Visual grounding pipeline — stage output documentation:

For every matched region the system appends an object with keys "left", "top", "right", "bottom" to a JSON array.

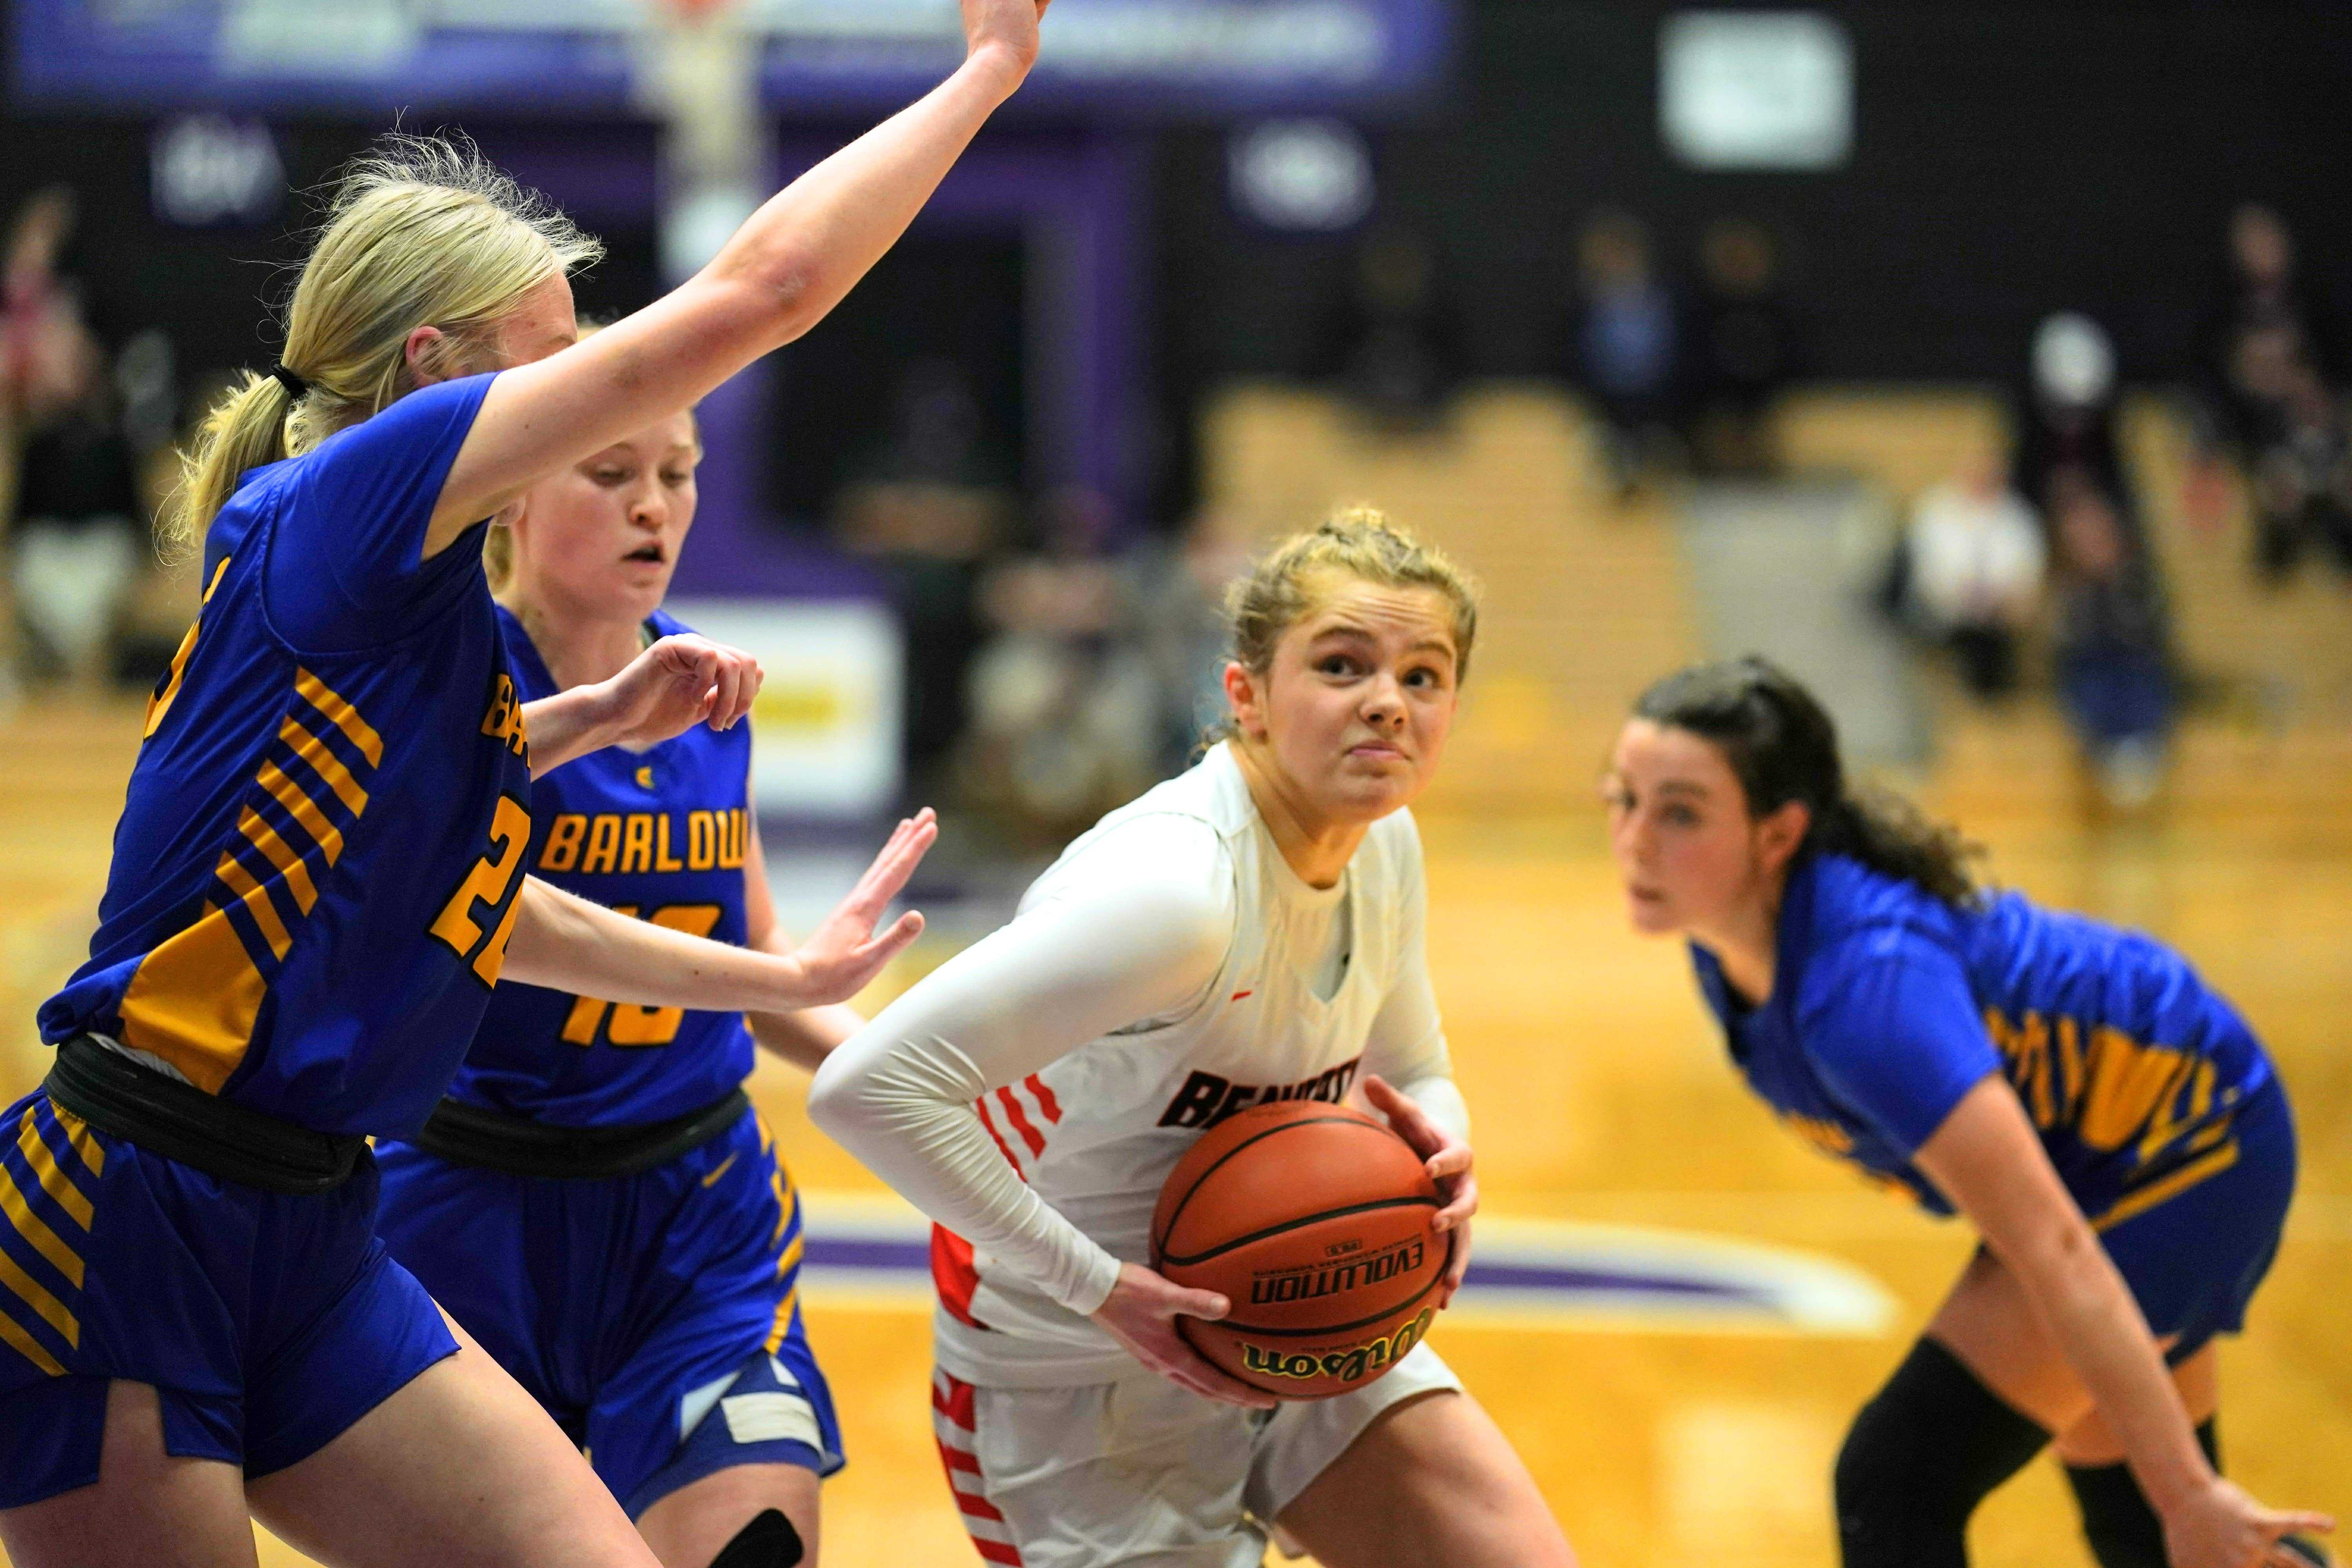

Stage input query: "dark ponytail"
[{"left": 1632, "top": 656, "right": 1983, "bottom": 906}]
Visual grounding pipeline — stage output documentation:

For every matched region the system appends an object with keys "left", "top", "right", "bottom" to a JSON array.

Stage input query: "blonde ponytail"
[
  {"left": 171, "top": 372, "right": 302, "bottom": 555},
  {"left": 163, "top": 132, "right": 603, "bottom": 559}
]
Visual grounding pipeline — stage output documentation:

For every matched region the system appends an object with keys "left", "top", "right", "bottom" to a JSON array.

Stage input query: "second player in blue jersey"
[
  {"left": 376, "top": 391, "right": 864, "bottom": 1568},
  {"left": 1605, "top": 657, "right": 2331, "bottom": 1568}
]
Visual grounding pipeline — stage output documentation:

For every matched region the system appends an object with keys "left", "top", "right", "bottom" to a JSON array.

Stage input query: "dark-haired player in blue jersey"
[
  {"left": 375, "top": 391, "right": 854, "bottom": 1568},
  {"left": 0, "top": 5, "right": 1048, "bottom": 1566},
  {"left": 1605, "top": 656, "right": 2331, "bottom": 1568}
]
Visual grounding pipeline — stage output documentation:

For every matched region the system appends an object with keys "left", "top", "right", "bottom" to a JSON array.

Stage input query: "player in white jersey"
[{"left": 811, "top": 512, "right": 1573, "bottom": 1568}]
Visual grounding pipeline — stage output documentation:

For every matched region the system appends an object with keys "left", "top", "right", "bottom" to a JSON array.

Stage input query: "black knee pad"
[
  {"left": 2065, "top": 1421, "right": 2332, "bottom": 1568},
  {"left": 2065, "top": 1419, "right": 2218, "bottom": 1568},
  {"left": 1834, "top": 1338, "right": 2049, "bottom": 1568},
  {"left": 709, "top": 1508, "right": 805, "bottom": 1568}
]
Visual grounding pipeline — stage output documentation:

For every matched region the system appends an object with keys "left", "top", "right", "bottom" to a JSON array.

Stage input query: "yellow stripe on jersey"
[
  {"left": 769, "top": 1166, "right": 794, "bottom": 1249},
  {"left": 114, "top": 905, "right": 271, "bottom": 1094},
  {"left": 0, "top": 1161, "right": 82, "bottom": 1289},
  {"left": 2092, "top": 1140, "right": 2241, "bottom": 1233},
  {"left": 124, "top": 664, "right": 383, "bottom": 1096},
  {"left": 763, "top": 1227, "right": 806, "bottom": 1354},
  {"left": 762, "top": 1284, "right": 802, "bottom": 1356},
  {"left": 212, "top": 848, "right": 296, "bottom": 961},
  {"left": 278, "top": 715, "right": 371, "bottom": 817},
  {"left": 256, "top": 762, "right": 347, "bottom": 864},
  {"left": 295, "top": 669, "right": 384, "bottom": 767},
  {"left": 145, "top": 627, "right": 200, "bottom": 741},
  {"left": 238, "top": 809, "right": 321, "bottom": 914},
  {"left": 0, "top": 1247, "right": 76, "bottom": 1347},
  {"left": 0, "top": 1305, "right": 64, "bottom": 1376},
  {"left": 53, "top": 1111, "right": 103, "bottom": 1181},
  {"left": 0, "top": 1150, "right": 82, "bottom": 1289},
  {"left": 2078, "top": 1025, "right": 2202, "bottom": 1152},
  {"left": 15, "top": 1110, "right": 91, "bottom": 1231},
  {"left": 143, "top": 557, "right": 233, "bottom": 741}
]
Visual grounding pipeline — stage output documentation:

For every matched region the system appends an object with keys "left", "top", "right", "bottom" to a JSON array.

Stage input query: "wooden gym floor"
[{"left": 0, "top": 695, "right": 2343, "bottom": 1568}]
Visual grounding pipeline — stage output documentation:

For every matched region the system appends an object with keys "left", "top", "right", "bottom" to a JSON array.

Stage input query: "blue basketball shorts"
[
  {"left": 2097, "top": 1076, "right": 2298, "bottom": 1365},
  {"left": 0, "top": 1090, "right": 459, "bottom": 1509},
  {"left": 374, "top": 1107, "right": 841, "bottom": 1519}
]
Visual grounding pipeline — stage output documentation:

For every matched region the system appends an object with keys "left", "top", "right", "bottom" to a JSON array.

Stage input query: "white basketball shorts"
[{"left": 930, "top": 1343, "right": 1463, "bottom": 1568}]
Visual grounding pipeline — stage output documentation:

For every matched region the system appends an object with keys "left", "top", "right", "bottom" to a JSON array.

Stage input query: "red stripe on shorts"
[
  {"left": 951, "top": 1486, "right": 1006, "bottom": 1523},
  {"left": 933, "top": 1372, "right": 1025, "bottom": 1566}
]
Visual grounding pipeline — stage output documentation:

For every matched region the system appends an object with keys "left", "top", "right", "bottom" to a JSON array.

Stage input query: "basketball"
[{"left": 1150, "top": 1100, "right": 1453, "bottom": 1400}]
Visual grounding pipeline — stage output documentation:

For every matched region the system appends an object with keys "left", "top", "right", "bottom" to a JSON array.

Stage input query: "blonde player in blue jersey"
[
  {"left": 1606, "top": 657, "right": 2332, "bottom": 1568},
  {"left": 0, "top": 5, "right": 1049, "bottom": 1567},
  {"left": 372, "top": 383, "right": 854, "bottom": 1568}
]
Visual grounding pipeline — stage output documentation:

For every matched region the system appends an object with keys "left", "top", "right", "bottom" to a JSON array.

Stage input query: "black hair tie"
[{"left": 269, "top": 363, "right": 309, "bottom": 399}]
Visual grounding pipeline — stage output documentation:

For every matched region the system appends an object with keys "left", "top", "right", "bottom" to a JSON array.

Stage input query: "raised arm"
[
  {"left": 1916, "top": 1085, "right": 2332, "bottom": 1568},
  {"left": 424, "top": 0, "right": 1048, "bottom": 552}
]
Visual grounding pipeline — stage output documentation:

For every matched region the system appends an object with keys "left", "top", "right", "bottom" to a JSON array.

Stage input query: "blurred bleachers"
[{"left": 1197, "top": 379, "right": 2352, "bottom": 828}]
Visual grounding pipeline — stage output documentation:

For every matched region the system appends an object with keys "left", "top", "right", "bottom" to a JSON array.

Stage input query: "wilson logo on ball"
[{"left": 1237, "top": 1306, "right": 1436, "bottom": 1387}]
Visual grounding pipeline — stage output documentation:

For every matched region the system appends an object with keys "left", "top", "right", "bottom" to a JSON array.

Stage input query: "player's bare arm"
[
  {"left": 420, "top": 0, "right": 1051, "bottom": 553},
  {"left": 1916, "top": 1080, "right": 2334, "bottom": 1568},
  {"left": 520, "top": 632, "right": 763, "bottom": 777},
  {"left": 503, "top": 811, "right": 935, "bottom": 1012}
]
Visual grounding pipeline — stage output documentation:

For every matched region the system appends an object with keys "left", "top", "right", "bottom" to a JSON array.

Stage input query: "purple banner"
[{"left": 12, "top": 0, "right": 1454, "bottom": 119}]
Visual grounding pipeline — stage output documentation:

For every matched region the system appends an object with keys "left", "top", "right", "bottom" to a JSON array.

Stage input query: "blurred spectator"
[
  {"left": 2008, "top": 311, "right": 2178, "bottom": 804},
  {"left": 1141, "top": 503, "right": 1255, "bottom": 766},
  {"left": 1310, "top": 228, "right": 1466, "bottom": 428},
  {"left": 1688, "top": 218, "right": 1801, "bottom": 477},
  {"left": 959, "top": 488, "right": 1165, "bottom": 838},
  {"left": 832, "top": 359, "right": 1016, "bottom": 792},
  {"left": 12, "top": 314, "right": 143, "bottom": 688},
  {"left": 2190, "top": 205, "right": 2352, "bottom": 577},
  {"left": 2050, "top": 473, "right": 2174, "bottom": 809},
  {"left": 1, "top": 188, "right": 80, "bottom": 439},
  {"left": 2015, "top": 312, "right": 2134, "bottom": 527},
  {"left": 1566, "top": 209, "right": 1681, "bottom": 495},
  {"left": 1898, "top": 455, "right": 2045, "bottom": 699},
  {"left": 4, "top": 186, "right": 156, "bottom": 693}
]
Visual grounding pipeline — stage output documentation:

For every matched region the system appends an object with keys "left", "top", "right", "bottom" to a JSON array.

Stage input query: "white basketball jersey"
[{"left": 934, "top": 744, "right": 1424, "bottom": 1387}]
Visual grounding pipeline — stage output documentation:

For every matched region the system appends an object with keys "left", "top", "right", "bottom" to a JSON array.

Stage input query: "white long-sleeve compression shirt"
[{"left": 809, "top": 744, "right": 1468, "bottom": 1386}]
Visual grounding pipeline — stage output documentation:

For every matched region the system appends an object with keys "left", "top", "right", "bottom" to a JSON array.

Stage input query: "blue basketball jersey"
[
  {"left": 38, "top": 374, "right": 534, "bottom": 1139},
  {"left": 1691, "top": 852, "right": 2274, "bottom": 1225},
  {"left": 437, "top": 604, "right": 755, "bottom": 1127}
]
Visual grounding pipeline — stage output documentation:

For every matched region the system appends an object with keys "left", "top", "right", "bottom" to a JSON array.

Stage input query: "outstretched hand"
[
  {"left": 1093, "top": 1262, "right": 1278, "bottom": 1410},
  {"left": 962, "top": 0, "right": 1049, "bottom": 76},
  {"left": 1362, "top": 1074, "right": 1477, "bottom": 1306},
  {"left": 593, "top": 634, "right": 763, "bottom": 749},
  {"left": 2164, "top": 1475, "right": 2332, "bottom": 1568},
  {"left": 778, "top": 810, "right": 938, "bottom": 1008}
]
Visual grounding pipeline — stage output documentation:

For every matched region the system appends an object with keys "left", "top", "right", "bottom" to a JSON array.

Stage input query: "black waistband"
[
  {"left": 42, "top": 1035, "right": 366, "bottom": 1195},
  {"left": 403, "top": 1087, "right": 750, "bottom": 1180}
]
